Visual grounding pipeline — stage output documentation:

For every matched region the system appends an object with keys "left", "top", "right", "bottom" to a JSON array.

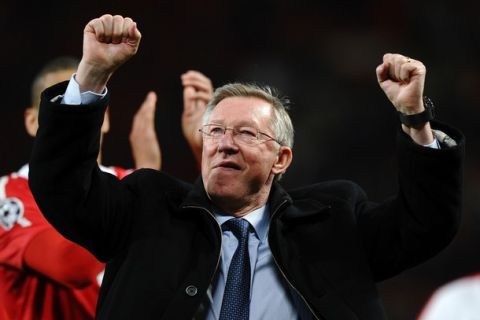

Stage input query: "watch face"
[{"left": 423, "top": 96, "right": 435, "bottom": 116}]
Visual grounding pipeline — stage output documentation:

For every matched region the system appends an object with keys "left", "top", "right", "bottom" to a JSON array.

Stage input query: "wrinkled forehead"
[{"left": 208, "top": 96, "right": 274, "bottom": 127}]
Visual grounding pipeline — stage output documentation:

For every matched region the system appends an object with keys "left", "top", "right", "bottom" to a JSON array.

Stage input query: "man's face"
[
  {"left": 25, "top": 68, "right": 110, "bottom": 138},
  {"left": 201, "top": 96, "right": 281, "bottom": 209}
]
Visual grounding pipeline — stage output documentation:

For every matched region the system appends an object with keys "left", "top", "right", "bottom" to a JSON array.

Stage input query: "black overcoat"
[{"left": 29, "top": 82, "right": 464, "bottom": 319}]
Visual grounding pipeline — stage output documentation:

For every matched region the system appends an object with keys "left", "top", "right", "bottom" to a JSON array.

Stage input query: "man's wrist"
[
  {"left": 401, "top": 122, "right": 435, "bottom": 146},
  {"left": 398, "top": 96, "right": 435, "bottom": 128},
  {"left": 76, "top": 60, "right": 112, "bottom": 93},
  {"left": 61, "top": 74, "right": 107, "bottom": 105}
]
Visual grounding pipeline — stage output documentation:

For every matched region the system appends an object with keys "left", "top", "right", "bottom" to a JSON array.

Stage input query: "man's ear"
[
  {"left": 271, "top": 146, "right": 293, "bottom": 176},
  {"left": 24, "top": 107, "right": 39, "bottom": 137}
]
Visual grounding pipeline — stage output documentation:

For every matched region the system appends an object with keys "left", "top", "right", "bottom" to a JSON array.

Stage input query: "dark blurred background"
[{"left": 1, "top": 0, "right": 479, "bottom": 319}]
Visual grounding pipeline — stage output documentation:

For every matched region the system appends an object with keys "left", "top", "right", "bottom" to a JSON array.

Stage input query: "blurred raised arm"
[{"left": 181, "top": 70, "right": 213, "bottom": 165}]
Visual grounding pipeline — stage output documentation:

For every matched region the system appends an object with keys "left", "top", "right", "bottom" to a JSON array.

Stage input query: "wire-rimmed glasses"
[{"left": 199, "top": 124, "right": 280, "bottom": 145}]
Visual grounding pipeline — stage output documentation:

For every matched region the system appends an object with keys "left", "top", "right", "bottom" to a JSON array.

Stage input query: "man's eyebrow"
[
  {"left": 207, "top": 120, "right": 259, "bottom": 127},
  {"left": 205, "top": 120, "right": 224, "bottom": 126}
]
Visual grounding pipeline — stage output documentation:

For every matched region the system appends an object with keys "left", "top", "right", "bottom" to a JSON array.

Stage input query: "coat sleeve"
[
  {"left": 29, "top": 81, "right": 134, "bottom": 262},
  {"left": 357, "top": 121, "right": 465, "bottom": 281}
]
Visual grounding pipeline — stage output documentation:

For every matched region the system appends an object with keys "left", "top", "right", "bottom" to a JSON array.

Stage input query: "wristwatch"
[{"left": 398, "top": 96, "right": 435, "bottom": 128}]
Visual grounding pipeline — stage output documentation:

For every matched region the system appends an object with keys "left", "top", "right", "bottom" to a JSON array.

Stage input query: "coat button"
[{"left": 185, "top": 285, "right": 198, "bottom": 297}]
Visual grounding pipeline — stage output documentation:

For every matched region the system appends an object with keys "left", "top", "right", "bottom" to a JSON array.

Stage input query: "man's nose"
[{"left": 217, "top": 129, "right": 239, "bottom": 153}]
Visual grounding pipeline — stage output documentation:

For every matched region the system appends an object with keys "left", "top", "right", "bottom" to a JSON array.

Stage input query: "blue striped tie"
[{"left": 219, "top": 218, "right": 251, "bottom": 320}]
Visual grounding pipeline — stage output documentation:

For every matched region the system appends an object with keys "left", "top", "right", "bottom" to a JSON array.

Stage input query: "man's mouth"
[{"left": 215, "top": 161, "right": 241, "bottom": 170}]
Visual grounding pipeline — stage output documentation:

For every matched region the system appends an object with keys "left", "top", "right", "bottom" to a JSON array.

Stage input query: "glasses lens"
[
  {"left": 204, "top": 125, "right": 224, "bottom": 137},
  {"left": 233, "top": 127, "right": 258, "bottom": 144}
]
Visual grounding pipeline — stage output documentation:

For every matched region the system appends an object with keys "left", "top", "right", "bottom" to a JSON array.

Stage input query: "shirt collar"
[{"left": 214, "top": 205, "right": 270, "bottom": 242}]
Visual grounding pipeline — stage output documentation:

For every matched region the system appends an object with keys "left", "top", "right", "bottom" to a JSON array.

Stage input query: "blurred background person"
[
  {"left": 418, "top": 273, "right": 480, "bottom": 320},
  {"left": 0, "top": 56, "right": 161, "bottom": 320}
]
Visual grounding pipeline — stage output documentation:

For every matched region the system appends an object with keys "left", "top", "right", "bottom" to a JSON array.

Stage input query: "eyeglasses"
[{"left": 199, "top": 124, "right": 280, "bottom": 145}]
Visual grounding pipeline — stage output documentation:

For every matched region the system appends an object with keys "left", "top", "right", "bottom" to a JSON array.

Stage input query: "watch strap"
[{"left": 398, "top": 96, "right": 435, "bottom": 128}]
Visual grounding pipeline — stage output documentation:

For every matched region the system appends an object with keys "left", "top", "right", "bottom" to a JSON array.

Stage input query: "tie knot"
[{"left": 222, "top": 218, "right": 250, "bottom": 240}]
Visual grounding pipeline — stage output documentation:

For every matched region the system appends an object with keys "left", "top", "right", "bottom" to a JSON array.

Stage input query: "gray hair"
[
  {"left": 203, "top": 83, "right": 294, "bottom": 149},
  {"left": 202, "top": 83, "right": 294, "bottom": 181}
]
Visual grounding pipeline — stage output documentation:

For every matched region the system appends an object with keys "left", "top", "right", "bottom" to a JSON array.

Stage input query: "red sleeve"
[{"left": 23, "top": 228, "right": 104, "bottom": 288}]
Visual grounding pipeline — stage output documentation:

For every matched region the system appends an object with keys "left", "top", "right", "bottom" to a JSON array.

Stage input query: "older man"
[{"left": 29, "top": 15, "right": 464, "bottom": 320}]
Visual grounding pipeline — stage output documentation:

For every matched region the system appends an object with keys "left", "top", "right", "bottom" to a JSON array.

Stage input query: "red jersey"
[{"left": 0, "top": 164, "right": 130, "bottom": 320}]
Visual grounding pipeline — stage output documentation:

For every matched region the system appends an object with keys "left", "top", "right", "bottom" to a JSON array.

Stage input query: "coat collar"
[
  {"left": 181, "top": 178, "right": 292, "bottom": 211},
  {"left": 180, "top": 178, "right": 330, "bottom": 221},
  {"left": 179, "top": 177, "right": 213, "bottom": 211},
  {"left": 269, "top": 183, "right": 331, "bottom": 222},
  {"left": 180, "top": 178, "right": 318, "bottom": 219}
]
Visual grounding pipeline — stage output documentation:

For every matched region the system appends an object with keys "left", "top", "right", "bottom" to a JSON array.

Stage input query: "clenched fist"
[{"left": 77, "top": 14, "right": 142, "bottom": 93}]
